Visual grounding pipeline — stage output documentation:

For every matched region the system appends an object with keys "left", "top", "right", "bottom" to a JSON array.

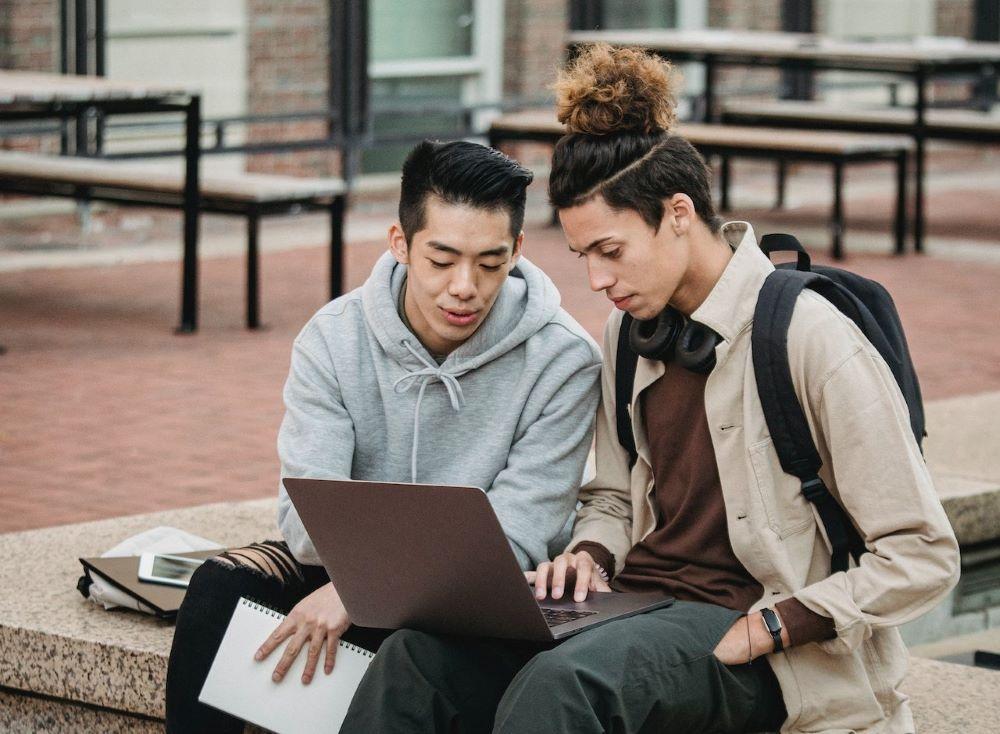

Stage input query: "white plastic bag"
[{"left": 85, "top": 526, "right": 221, "bottom": 613}]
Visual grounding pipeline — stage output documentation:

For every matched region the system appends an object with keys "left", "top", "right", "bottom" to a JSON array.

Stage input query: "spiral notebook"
[{"left": 198, "top": 597, "right": 375, "bottom": 734}]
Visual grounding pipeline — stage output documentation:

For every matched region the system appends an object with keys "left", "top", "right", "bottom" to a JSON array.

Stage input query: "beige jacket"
[{"left": 571, "top": 222, "right": 959, "bottom": 733}]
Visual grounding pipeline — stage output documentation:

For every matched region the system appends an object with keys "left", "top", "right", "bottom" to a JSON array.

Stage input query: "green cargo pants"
[{"left": 340, "top": 600, "right": 786, "bottom": 734}]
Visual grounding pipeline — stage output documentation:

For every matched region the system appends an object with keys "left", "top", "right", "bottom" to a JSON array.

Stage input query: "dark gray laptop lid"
[{"left": 283, "top": 478, "right": 554, "bottom": 641}]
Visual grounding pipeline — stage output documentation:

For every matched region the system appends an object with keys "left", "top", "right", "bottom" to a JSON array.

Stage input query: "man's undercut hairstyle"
[
  {"left": 399, "top": 140, "right": 534, "bottom": 243},
  {"left": 548, "top": 43, "right": 722, "bottom": 234}
]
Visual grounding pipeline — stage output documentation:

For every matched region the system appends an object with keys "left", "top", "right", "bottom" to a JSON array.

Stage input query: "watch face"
[{"left": 762, "top": 608, "right": 782, "bottom": 633}]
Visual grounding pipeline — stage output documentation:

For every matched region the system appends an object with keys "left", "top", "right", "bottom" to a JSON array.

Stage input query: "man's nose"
[
  {"left": 449, "top": 266, "right": 477, "bottom": 300},
  {"left": 588, "top": 264, "right": 614, "bottom": 293}
]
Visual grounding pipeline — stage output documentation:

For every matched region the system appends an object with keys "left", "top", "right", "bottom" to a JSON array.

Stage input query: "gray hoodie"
[{"left": 277, "top": 251, "right": 601, "bottom": 570}]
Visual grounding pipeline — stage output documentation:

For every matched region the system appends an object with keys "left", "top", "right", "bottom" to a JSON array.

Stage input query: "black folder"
[{"left": 78, "top": 549, "right": 221, "bottom": 619}]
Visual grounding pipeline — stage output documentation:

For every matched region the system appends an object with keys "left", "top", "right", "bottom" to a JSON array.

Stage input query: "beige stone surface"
[
  {"left": 0, "top": 499, "right": 277, "bottom": 718},
  {"left": 924, "top": 391, "right": 1000, "bottom": 484},
  {"left": 904, "top": 657, "right": 1000, "bottom": 732},
  {"left": 0, "top": 688, "right": 164, "bottom": 733},
  {"left": 924, "top": 391, "right": 1000, "bottom": 546}
]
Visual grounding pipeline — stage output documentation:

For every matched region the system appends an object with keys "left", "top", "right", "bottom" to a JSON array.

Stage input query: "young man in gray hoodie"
[{"left": 165, "top": 140, "right": 602, "bottom": 733}]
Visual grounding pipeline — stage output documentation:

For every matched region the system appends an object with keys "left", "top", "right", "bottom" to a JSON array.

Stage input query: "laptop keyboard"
[{"left": 541, "top": 607, "right": 599, "bottom": 627}]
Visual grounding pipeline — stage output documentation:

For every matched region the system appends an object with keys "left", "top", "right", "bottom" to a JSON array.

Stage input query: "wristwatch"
[{"left": 760, "top": 607, "right": 784, "bottom": 653}]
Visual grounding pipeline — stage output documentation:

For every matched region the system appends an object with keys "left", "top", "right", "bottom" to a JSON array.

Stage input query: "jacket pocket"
[{"left": 748, "top": 438, "right": 815, "bottom": 538}]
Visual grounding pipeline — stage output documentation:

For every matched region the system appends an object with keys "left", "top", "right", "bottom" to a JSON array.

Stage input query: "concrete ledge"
[
  {"left": 925, "top": 391, "right": 1000, "bottom": 547},
  {"left": 901, "top": 657, "right": 1000, "bottom": 732},
  {"left": 932, "top": 470, "right": 1000, "bottom": 547},
  {"left": 0, "top": 499, "right": 277, "bottom": 720},
  {"left": 2, "top": 499, "right": 998, "bottom": 731}
]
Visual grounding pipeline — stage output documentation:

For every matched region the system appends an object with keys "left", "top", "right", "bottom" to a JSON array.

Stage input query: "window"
[{"left": 364, "top": 0, "right": 503, "bottom": 174}]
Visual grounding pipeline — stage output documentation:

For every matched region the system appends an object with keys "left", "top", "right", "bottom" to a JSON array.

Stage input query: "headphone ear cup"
[
  {"left": 675, "top": 322, "right": 721, "bottom": 374},
  {"left": 628, "top": 308, "right": 685, "bottom": 361}
]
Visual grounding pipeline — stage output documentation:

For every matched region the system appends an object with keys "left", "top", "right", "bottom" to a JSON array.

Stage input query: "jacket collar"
[
  {"left": 631, "top": 221, "right": 773, "bottom": 409},
  {"left": 690, "top": 221, "right": 774, "bottom": 344}
]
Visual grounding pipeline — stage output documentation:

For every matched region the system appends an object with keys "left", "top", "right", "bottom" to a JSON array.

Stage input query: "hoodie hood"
[{"left": 359, "top": 251, "right": 563, "bottom": 482}]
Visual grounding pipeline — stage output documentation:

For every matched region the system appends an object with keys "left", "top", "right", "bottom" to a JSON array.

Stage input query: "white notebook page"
[{"left": 199, "top": 597, "right": 374, "bottom": 734}]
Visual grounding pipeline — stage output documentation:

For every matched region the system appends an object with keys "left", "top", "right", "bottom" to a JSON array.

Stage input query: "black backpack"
[{"left": 614, "top": 233, "right": 925, "bottom": 576}]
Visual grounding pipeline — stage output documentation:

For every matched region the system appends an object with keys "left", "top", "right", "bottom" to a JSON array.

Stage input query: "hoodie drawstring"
[{"left": 392, "top": 341, "right": 468, "bottom": 482}]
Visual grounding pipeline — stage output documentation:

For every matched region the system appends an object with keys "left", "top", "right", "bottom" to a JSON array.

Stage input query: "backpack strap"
[
  {"left": 615, "top": 314, "right": 640, "bottom": 469},
  {"left": 752, "top": 268, "right": 867, "bottom": 574}
]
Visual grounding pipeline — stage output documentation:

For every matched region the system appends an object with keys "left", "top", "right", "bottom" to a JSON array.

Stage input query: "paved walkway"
[
  {"left": 2, "top": 149, "right": 1000, "bottom": 535},
  {"left": 2, "top": 222, "right": 999, "bottom": 534}
]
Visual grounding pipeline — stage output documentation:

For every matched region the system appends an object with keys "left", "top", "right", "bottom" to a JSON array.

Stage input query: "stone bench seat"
[
  {"left": 488, "top": 110, "right": 912, "bottom": 259},
  {"left": 0, "top": 151, "right": 347, "bottom": 329},
  {"left": 2, "top": 494, "right": 998, "bottom": 731}
]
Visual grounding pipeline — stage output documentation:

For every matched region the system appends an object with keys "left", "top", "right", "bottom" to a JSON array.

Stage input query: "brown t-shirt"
[{"left": 575, "top": 360, "right": 835, "bottom": 646}]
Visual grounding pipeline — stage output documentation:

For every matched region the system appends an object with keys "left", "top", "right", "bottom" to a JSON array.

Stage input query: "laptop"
[{"left": 283, "top": 478, "right": 672, "bottom": 642}]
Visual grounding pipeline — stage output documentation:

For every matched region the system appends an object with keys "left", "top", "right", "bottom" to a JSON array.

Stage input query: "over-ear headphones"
[{"left": 628, "top": 308, "right": 721, "bottom": 374}]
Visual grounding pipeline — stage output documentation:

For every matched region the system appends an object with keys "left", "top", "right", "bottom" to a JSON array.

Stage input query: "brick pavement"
[{"left": 2, "top": 213, "right": 999, "bottom": 534}]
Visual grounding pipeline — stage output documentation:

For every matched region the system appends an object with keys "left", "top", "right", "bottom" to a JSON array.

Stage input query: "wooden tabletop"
[
  {"left": 490, "top": 110, "right": 914, "bottom": 154},
  {"left": 723, "top": 100, "right": 1000, "bottom": 132},
  {"left": 0, "top": 70, "right": 198, "bottom": 106},
  {"left": 568, "top": 28, "right": 1000, "bottom": 68},
  {"left": 0, "top": 151, "right": 346, "bottom": 202}
]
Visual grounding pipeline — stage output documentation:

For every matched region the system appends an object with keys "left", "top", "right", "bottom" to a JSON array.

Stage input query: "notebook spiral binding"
[
  {"left": 340, "top": 641, "right": 375, "bottom": 659},
  {"left": 241, "top": 597, "right": 285, "bottom": 620}
]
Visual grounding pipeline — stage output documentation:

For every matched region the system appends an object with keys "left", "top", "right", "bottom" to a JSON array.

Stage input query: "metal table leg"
[
  {"left": 894, "top": 150, "right": 908, "bottom": 255},
  {"left": 703, "top": 56, "right": 717, "bottom": 123},
  {"left": 329, "top": 194, "right": 346, "bottom": 301},
  {"left": 913, "top": 66, "right": 927, "bottom": 255},
  {"left": 246, "top": 208, "right": 261, "bottom": 329},
  {"left": 719, "top": 155, "right": 732, "bottom": 211},
  {"left": 775, "top": 159, "right": 787, "bottom": 209},
  {"left": 831, "top": 160, "right": 845, "bottom": 260},
  {"left": 178, "top": 94, "right": 201, "bottom": 333}
]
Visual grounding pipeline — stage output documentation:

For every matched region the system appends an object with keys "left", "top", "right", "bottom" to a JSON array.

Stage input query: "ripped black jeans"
[{"left": 165, "top": 540, "right": 390, "bottom": 734}]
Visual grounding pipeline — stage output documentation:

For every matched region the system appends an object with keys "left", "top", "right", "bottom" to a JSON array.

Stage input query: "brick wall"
[
  {"left": 0, "top": 0, "right": 58, "bottom": 72},
  {"left": 707, "top": 0, "right": 782, "bottom": 99},
  {"left": 503, "top": 0, "right": 567, "bottom": 103},
  {"left": 0, "top": 0, "right": 59, "bottom": 153},
  {"left": 936, "top": 0, "right": 974, "bottom": 37},
  {"left": 500, "top": 0, "right": 567, "bottom": 172},
  {"left": 245, "top": 0, "right": 339, "bottom": 177},
  {"left": 708, "top": 0, "right": 782, "bottom": 30}
]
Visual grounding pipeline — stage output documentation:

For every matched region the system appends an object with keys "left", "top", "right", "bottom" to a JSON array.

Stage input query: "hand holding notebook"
[
  {"left": 253, "top": 581, "right": 350, "bottom": 684},
  {"left": 199, "top": 598, "right": 374, "bottom": 734}
]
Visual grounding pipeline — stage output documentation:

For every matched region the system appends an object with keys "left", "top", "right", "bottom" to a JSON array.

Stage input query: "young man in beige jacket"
[
  {"left": 530, "top": 47, "right": 961, "bottom": 732},
  {"left": 340, "top": 46, "right": 960, "bottom": 734}
]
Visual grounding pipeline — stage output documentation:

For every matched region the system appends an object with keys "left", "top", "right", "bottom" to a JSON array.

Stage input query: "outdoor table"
[
  {"left": 567, "top": 29, "right": 1000, "bottom": 253},
  {"left": 0, "top": 70, "right": 203, "bottom": 333}
]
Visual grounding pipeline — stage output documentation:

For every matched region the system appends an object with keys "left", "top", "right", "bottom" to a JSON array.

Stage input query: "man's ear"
[
  {"left": 509, "top": 231, "right": 524, "bottom": 268},
  {"left": 388, "top": 223, "right": 409, "bottom": 264},
  {"left": 666, "top": 194, "right": 696, "bottom": 236}
]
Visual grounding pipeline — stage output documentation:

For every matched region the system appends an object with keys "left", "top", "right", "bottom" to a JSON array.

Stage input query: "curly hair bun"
[{"left": 554, "top": 43, "right": 680, "bottom": 136}]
